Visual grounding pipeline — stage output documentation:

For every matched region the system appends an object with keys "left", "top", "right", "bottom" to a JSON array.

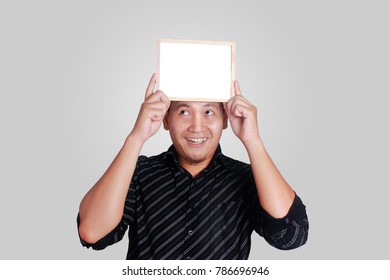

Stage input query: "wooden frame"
[{"left": 157, "top": 38, "right": 236, "bottom": 102}]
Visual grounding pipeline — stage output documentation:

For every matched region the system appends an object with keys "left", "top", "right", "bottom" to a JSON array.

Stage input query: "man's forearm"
[
  {"left": 78, "top": 134, "right": 143, "bottom": 244},
  {"left": 245, "top": 137, "right": 295, "bottom": 218}
]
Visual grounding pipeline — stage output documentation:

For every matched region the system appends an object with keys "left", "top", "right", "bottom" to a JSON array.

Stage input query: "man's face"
[{"left": 164, "top": 101, "right": 228, "bottom": 167}]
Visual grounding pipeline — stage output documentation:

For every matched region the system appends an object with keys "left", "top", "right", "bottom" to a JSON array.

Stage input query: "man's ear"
[
  {"left": 163, "top": 111, "right": 169, "bottom": 130},
  {"left": 223, "top": 108, "right": 228, "bottom": 130}
]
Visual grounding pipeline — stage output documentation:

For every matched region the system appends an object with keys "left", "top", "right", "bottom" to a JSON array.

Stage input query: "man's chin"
[
  {"left": 176, "top": 142, "right": 216, "bottom": 166},
  {"left": 183, "top": 153, "right": 210, "bottom": 166}
]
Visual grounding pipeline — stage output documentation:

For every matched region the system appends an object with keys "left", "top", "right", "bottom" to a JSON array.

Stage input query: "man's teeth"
[{"left": 187, "top": 138, "right": 207, "bottom": 144}]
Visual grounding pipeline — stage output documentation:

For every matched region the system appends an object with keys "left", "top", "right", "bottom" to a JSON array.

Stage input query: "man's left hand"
[{"left": 224, "top": 81, "right": 261, "bottom": 146}]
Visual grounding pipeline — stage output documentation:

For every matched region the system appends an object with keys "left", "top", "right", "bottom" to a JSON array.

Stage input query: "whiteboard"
[{"left": 157, "top": 39, "right": 236, "bottom": 102}]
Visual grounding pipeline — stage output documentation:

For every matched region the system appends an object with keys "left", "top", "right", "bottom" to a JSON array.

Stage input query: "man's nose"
[{"left": 188, "top": 114, "right": 204, "bottom": 132}]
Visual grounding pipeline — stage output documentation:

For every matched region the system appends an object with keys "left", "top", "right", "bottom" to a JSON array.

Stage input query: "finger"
[
  {"left": 141, "top": 101, "right": 167, "bottom": 119},
  {"left": 228, "top": 96, "right": 250, "bottom": 113},
  {"left": 224, "top": 98, "right": 239, "bottom": 119},
  {"left": 145, "top": 73, "right": 157, "bottom": 100},
  {"left": 145, "top": 101, "right": 170, "bottom": 114},
  {"left": 234, "top": 80, "right": 243, "bottom": 96},
  {"left": 231, "top": 95, "right": 255, "bottom": 115},
  {"left": 154, "top": 90, "right": 170, "bottom": 103},
  {"left": 150, "top": 109, "right": 165, "bottom": 121},
  {"left": 146, "top": 90, "right": 171, "bottom": 110},
  {"left": 225, "top": 98, "right": 239, "bottom": 119},
  {"left": 143, "top": 101, "right": 166, "bottom": 110},
  {"left": 159, "top": 91, "right": 171, "bottom": 111},
  {"left": 232, "top": 103, "right": 252, "bottom": 118}
]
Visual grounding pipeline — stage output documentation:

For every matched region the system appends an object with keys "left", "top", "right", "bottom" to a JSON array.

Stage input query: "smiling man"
[
  {"left": 164, "top": 101, "right": 227, "bottom": 176},
  {"left": 77, "top": 74, "right": 309, "bottom": 259}
]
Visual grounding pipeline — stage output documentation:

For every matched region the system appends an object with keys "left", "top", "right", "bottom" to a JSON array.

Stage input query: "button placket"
[
  {"left": 186, "top": 181, "right": 195, "bottom": 213},
  {"left": 186, "top": 182, "right": 195, "bottom": 237},
  {"left": 182, "top": 178, "right": 195, "bottom": 259}
]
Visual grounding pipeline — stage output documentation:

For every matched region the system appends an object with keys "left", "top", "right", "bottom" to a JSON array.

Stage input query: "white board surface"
[{"left": 157, "top": 39, "right": 236, "bottom": 102}]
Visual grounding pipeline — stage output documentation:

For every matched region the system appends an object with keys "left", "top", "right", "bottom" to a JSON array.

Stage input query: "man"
[{"left": 77, "top": 73, "right": 309, "bottom": 259}]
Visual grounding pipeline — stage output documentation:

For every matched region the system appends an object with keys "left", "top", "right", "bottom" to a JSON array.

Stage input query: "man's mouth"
[{"left": 186, "top": 137, "right": 208, "bottom": 144}]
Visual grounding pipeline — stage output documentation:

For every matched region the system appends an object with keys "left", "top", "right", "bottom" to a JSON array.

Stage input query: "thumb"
[
  {"left": 234, "top": 80, "right": 243, "bottom": 96},
  {"left": 145, "top": 73, "right": 157, "bottom": 100}
]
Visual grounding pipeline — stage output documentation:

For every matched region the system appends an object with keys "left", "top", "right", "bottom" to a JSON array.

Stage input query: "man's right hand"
[{"left": 129, "top": 73, "right": 171, "bottom": 144}]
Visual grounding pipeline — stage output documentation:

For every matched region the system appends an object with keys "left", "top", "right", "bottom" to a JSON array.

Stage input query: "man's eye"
[
  {"left": 180, "top": 110, "right": 190, "bottom": 116},
  {"left": 205, "top": 110, "right": 215, "bottom": 116}
]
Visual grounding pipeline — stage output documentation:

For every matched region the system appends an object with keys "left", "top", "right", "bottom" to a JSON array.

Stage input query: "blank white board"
[{"left": 157, "top": 39, "right": 236, "bottom": 102}]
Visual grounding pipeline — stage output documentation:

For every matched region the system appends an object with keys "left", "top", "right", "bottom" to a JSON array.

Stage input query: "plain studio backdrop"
[{"left": 0, "top": 0, "right": 389, "bottom": 260}]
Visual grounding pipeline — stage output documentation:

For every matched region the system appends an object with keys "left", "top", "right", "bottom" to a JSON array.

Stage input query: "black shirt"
[{"left": 78, "top": 145, "right": 309, "bottom": 259}]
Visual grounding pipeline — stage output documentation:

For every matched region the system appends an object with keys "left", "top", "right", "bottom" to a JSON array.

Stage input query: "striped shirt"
[{"left": 78, "top": 145, "right": 309, "bottom": 259}]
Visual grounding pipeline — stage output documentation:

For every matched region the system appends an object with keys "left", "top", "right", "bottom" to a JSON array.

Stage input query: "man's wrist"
[
  {"left": 243, "top": 136, "right": 264, "bottom": 154},
  {"left": 125, "top": 132, "right": 146, "bottom": 149}
]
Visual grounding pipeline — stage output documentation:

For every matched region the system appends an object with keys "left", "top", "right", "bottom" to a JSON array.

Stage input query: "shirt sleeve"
[
  {"left": 76, "top": 213, "right": 129, "bottom": 250},
  {"left": 252, "top": 193, "right": 309, "bottom": 250},
  {"left": 76, "top": 157, "right": 141, "bottom": 251}
]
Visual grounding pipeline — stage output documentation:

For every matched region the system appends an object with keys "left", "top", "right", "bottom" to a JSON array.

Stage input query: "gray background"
[{"left": 1, "top": 0, "right": 389, "bottom": 259}]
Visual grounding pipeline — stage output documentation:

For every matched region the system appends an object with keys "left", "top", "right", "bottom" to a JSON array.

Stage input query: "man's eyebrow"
[
  {"left": 204, "top": 103, "right": 219, "bottom": 108},
  {"left": 175, "top": 103, "right": 190, "bottom": 109},
  {"left": 174, "top": 103, "right": 220, "bottom": 109}
]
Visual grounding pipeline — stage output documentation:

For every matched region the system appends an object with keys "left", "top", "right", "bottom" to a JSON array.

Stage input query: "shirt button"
[
  {"left": 188, "top": 230, "right": 194, "bottom": 236},
  {"left": 186, "top": 256, "right": 191, "bottom": 260}
]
